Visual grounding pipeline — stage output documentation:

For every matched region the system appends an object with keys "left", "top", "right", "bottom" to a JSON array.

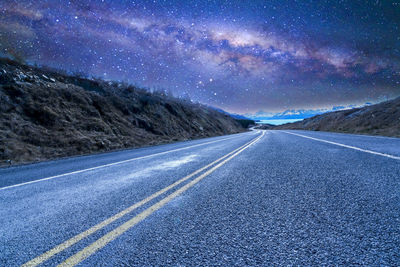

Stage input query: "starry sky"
[{"left": 1, "top": 0, "right": 399, "bottom": 115}]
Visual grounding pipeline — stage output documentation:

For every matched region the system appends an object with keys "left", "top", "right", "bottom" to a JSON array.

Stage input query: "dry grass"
[
  {"left": 274, "top": 97, "right": 400, "bottom": 137},
  {"left": 0, "top": 58, "right": 245, "bottom": 166}
]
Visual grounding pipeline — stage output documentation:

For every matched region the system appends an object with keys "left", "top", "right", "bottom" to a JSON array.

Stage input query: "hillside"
[
  {"left": 274, "top": 97, "right": 400, "bottom": 137},
  {"left": 0, "top": 58, "right": 245, "bottom": 165}
]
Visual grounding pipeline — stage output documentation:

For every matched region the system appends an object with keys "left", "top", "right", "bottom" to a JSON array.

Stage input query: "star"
[{"left": 0, "top": 0, "right": 398, "bottom": 114}]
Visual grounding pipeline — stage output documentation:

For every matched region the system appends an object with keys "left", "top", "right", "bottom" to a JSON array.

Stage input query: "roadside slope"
[
  {"left": 0, "top": 59, "right": 244, "bottom": 165},
  {"left": 274, "top": 97, "right": 400, "bottom": 137}
]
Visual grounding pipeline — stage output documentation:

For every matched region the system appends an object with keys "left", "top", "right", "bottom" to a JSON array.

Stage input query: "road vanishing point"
[{"left": 1, "top": 130, "right": 399, "bottom": 266}]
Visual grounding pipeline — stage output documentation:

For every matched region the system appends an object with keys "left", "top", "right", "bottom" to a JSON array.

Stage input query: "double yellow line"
[{"left": 23, "top": 131, "right": 264, "bottom": 267}]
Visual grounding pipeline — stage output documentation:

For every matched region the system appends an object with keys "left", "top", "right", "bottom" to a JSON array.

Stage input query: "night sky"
[{"left": 1, "top": 0, "right": 399, "bottom": 115}]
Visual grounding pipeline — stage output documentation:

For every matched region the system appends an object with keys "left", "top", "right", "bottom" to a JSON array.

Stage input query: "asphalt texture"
[{"left": 1, "top": 130, "right": 399, "bottom": 266}]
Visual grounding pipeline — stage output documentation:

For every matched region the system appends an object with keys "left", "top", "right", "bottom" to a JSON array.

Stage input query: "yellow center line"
[
  {"left": 22, "top": 131, "right": 263, "bottom": 267},
  {"left": 1, "top": 131, "right": 256, "bottom": 191},
  {"left": 58, "top": 131, "right": 263, "bottom": 267}
]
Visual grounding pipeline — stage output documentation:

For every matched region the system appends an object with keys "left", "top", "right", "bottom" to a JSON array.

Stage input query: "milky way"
[{"left": 0, "top": 0, "right": 399, "bottom": 114}]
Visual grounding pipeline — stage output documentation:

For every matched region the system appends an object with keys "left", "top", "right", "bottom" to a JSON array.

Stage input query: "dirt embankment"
[{"left": 0, "top": 59, "right": 245, "bottom": 165}]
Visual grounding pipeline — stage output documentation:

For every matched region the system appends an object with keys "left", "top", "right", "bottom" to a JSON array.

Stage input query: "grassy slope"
[
  {"left": 0, "top": 59, "right": 245, "bottom": 165},
  {"left": 274, "top": 97, "right": 400, "bottom": 137}
]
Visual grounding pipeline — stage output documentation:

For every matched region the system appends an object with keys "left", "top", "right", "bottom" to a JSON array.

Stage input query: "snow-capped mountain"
[{"left": 245, "top": 104, "right": 369, "bottom": 120}]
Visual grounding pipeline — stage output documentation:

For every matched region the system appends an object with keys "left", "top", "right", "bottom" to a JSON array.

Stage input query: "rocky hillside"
[
  {"left": 275, "top": 97, "right": 400, "bottom": 137},
  {"left": 0, "top": 58, "right": 245, "bottom": 165}
]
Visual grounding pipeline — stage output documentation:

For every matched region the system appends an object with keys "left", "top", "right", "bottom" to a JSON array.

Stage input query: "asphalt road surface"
[{"left": 1, "top": 130, "right": 399, "bottom": 266}]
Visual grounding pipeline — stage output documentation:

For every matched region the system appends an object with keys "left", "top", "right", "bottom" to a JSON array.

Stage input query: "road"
[{"left": 1, "top": 130, "right": 399, "bottom": 266}]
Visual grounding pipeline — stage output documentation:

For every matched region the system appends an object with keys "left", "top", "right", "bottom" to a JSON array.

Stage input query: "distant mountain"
[
  {"left": 245, "top": 105, "right": 368, "bottom": 121},
  {"left": 275, "top": 97, "right": 400, "bottom": 137},
  {"left": 230, "top": 113, "right": 252, "bottom": 120},
  {"left": 211, "top": 107, "right": 252, "bottom": 120},
  {"left": 245, "top": 109, "right": 324, "bottom": 120}
]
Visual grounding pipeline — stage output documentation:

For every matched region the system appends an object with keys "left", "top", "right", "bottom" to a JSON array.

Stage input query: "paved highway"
[{"left": 1, "top": 130, "right": 399, "bottom": 266}]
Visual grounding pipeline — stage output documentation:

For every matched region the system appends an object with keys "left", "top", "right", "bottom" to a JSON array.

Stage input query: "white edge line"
[
  {"left": 0, "top": 132, "right": 259, "bottom": 191},
  {"left": 299, "top": 130, "right": 400, "bottom": 140},
  {"left": 281, "top": 131, "right": 400, "bottom": 160}
]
